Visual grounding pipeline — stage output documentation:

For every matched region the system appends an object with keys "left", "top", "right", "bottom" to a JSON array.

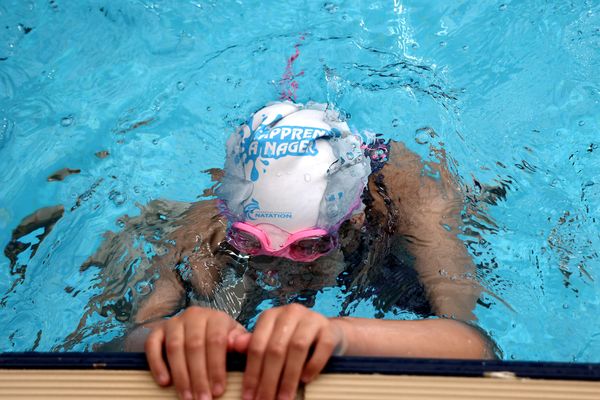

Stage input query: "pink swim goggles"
[{"left": 227, "top": 222, "right": 338, "bottom": 262}]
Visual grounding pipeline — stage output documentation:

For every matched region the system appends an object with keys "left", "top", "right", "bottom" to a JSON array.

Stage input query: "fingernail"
[
  {"left": 242, "top": 389, "right": 253, "bottom": 400},
  {"left": 212, "top": 383, "right": 224, "bottom": 396},
  {"left": 182, "top": 390, "right": 193, "bottom": 400},
  {"left": 199, "top": 393, "right": 212, "bottom": 400},
  {"left": 158, "top": 373, "right": 168, "bottom": 385},
  {"left": 278, "top": 394, "right": 290, "bottom": 400}
]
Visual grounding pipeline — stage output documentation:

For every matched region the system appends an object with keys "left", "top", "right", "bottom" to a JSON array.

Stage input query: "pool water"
[{"left": 1, "top": 0, "right": 599, "bottom": 361}]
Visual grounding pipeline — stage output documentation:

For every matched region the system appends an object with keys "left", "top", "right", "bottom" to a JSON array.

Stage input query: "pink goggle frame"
[{"left": 227, "top": 222, "right": 338, "bottom": 262}]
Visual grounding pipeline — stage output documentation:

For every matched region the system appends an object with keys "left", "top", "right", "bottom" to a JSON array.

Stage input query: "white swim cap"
[{"left": 216, "top": 101, "right": 372, "bottom": 247}]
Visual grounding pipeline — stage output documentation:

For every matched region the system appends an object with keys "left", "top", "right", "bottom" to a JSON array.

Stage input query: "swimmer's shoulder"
[
  {"left": 368, "top": 140, "right": 424, "bottom": 195},
  {"left": 378, "top": 139, "right": 461, "bottom": 198},
  {"left": 366, "top": 139, "right": 463, "bottom": 234}
]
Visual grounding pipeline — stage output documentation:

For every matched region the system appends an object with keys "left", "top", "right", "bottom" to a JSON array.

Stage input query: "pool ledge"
[{"left": 1, "top": 353, "right": 599, "bottom": 399}]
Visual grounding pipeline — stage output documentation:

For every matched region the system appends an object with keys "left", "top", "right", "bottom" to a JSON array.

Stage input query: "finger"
[
  {"left": 145, "top": 326, "right": 170, "bottom": 386},
  {"left": 184, "top": 317, "right": 212, "bottom": 400},
  {"left": 205, "top": 315, "right": 232, "bottom": 397},
  {"left": 254, "top": 315, "right": 300, "bottom": 400},
  {"left": 227, "top": 325, "right": 248, "bottom": 351},
  {"left": 278, "top": 322, "right": 321, "bottom": 400},
  {"left": 242, "top": 310, "right": 278, "bottom": 400},
  {"left": 165, "top": 320, "right": 193, "bottom": 400},
  {"left": 301, "top": 329, "right": 338, "bottom": 383},
  {"left": 232, "top": 332, "right": 251, "bottom": 353}
]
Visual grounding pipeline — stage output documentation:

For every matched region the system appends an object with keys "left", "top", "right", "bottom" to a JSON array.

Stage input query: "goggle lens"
[
  {"left": 289, "top": 235, "right": 336, "bottom": 259},
  {"left": 229, "top": 228, "right": 262, "bottom": 254}
]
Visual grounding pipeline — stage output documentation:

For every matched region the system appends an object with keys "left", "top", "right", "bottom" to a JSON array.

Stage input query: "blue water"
[{"left": 1, "top": 0, "right": 599, "bottom": 361}]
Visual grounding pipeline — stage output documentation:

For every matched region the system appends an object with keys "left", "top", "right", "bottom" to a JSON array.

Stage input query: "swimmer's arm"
[
  {"left": 125, "top": 200, "right": 227, "bottom": 351},
  {"left": 380, "top": 141, "right": 479, "bottom": 320},
  {"left": 135, "top": 269, "right": 186, "bottom": 324},
  {"left": 333, "top": 317, "right": 495, "bottom": 359},
  {"left": 125, "top": 268, "right": 186, "bottom": 351},
  {"left": 134, "top": 199, "right": 227, "bottom": 322}
]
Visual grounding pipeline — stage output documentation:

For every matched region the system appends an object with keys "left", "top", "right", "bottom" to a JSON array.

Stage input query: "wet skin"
[
  {"left": 125, "top": 141, "right": 494, "bottom": 400},
  {"left": 21, "top": 141, "right": 494, "bottom": 399}
]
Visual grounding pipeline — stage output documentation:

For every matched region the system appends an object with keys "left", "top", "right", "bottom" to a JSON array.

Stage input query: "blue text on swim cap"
[{"left": 245, "top": 125, "right": 330, "bottom": 160}]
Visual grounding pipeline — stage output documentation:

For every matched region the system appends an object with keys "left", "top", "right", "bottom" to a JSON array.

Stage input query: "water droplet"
[
  {"left": 499, "top": 4, "right": 507, "bottom": 11},
  {"left": 135, "top": 281, "right": 152, "bottom": 296},
  {"left": 562, "top": 303, "right": 569, "bottom": 309},
  {"left": 415, "top": 127, "right": 436, "bottom": 145},
  {"left": 276, "top": 172, "right": 282, "bottom": 177},
  {"left": 439, "top": 41, "right": 447, "bottom": 47},
  {"left": 0, "top": 118, "right": 12, "bottom": 145},
  {"left": 116, "top": 219, "right": 125, "bottom": 228},
  {"left": 60, "top": 116, "right": 73, "bottom": 127},
  {"left": 133, "top": 186, "right": 141, "bottom": 193},
  {"left": 109, "top": 190, "right": 127, "bottom": 206},
  {"left": 415, "top": 131, "right": 430, "bottom": 144},
  {"left": 392, "top": 118, "right": 399, "bottom": 127},
  {"left": 304, "top": 173, "right": 311, "bottom": 182},
  {"left": 176, "top": 81, "right": 185, "bottom": 91},
  {"left": 152, "top": 138, "right": 159, "bottom": 145},
  {"left": 462, "top": 45, "right": 469, "bottom": 51},
  {"left": 346, "top": 151, "right": 355, "bottom": 160},
  {"left": 323, "top": 2, "right": 338, "bottom": 13},
  {"left": 578, "top": 120, "right": 585, "bottom": 126}
]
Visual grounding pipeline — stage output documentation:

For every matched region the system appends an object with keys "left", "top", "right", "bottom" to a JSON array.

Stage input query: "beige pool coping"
[{"left": 1, "top": 369, "right": 599, "bottom": 399}]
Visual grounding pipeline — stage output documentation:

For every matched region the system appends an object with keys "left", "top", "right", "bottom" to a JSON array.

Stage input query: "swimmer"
[{"left": 110, "top": 101, "right": 497, "bottom": 400}]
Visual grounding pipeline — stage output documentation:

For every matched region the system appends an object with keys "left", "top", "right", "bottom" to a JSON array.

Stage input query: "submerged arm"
[
  {"left": 127, "top": 200, "right": 228, "bottom": 350},
  {"left": 374, "top": 141, "right": 479, "bottom": 320}
]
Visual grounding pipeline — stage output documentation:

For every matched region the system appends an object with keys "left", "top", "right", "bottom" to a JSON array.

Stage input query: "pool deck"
[
  {"left": 1, "top": 353, "right": 598, "bottom": 399},
  {"left": 1, "top": 369, "right": 600, "bottom": 399}
]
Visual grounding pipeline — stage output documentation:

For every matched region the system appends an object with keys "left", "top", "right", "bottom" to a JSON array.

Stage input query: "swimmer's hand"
[
  {"left": 233, "top": 303, "right": 346, "bottom": 400},
  {"left": 145, "top": 304, "right": 346, "bottom": 400},
  {"left": 145, "top": 307, "right": 246, "bottom": 400}
]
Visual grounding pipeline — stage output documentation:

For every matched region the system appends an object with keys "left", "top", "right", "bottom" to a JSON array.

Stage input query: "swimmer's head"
[{"left": 216, "top": 101, "right": 373, "bottom": 262}]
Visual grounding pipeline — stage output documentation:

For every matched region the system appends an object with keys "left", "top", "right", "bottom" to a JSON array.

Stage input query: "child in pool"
[{"left": 122, "top": 101, "right": 495, "bottom": 400}]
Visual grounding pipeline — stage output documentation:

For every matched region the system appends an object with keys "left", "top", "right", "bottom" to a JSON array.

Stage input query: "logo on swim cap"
[
  {"left": 243, "top": 198, "right": 293, "bottom": 221},
  {"left": 243, "top": 198, "right": 260, "bottom": 221}
]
